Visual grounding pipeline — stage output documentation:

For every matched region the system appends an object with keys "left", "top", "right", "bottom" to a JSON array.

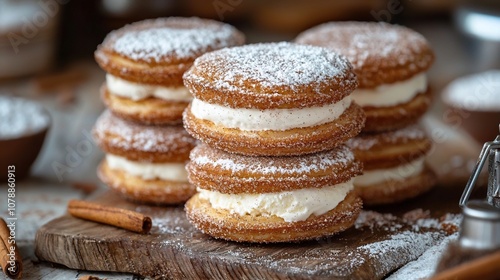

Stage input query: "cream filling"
[
  {"left": 106, "top": 74, "right": 192, "bottom": 102},
  {"left": 197, "top": 179, "right": 354, "bottom": 222},
  {"left": 190, "top": 96, "right": 352, "bottom": 131},
  {"left": 106, "top": 154, "right": 188, "bottom": 182},
  {"left": 355, "top": 158, "right": 426, "bottom": 187},
  {"left": 351, "top": 73, "right": 427, "bottom": 107}
]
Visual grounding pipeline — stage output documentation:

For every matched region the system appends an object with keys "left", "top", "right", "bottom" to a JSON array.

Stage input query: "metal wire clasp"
[{"left": 460, "top": 133, "right": 500, "bottom": 208}]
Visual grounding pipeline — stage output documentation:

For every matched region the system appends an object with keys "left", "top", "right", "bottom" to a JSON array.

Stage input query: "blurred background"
[{"left": 0, "top": 0, "right": 499, "bottom": 184}]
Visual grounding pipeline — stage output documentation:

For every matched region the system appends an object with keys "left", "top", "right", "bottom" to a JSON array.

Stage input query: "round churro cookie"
[
  {"left": 98, "top": 159, "right": 195, "bottom": 204},
  {"left": 187, "top": 143, "right": 362, "bottom": 194},
  {"left": 185, "top": 144, "right": 363, "bottom": 243},
  {"left": 93, "top": 110, "right": 197, "bottom": 204},
  {"left": 100, "top": 85, "right": 188, "bottom": 125},
  {"left": 346, "top": 125, "right": 436, "bottom": 205},
  {"left": 353, "top": 167, "right": 436, "bottom": 206},
  {"left": 183, "top": 42, "right": 364, "bottom": 156},
  {"left": 93, "top": 110, "right": 196, "bottom": 162},
  {"left": 296, "top": 22, "right": 434, "bottom": 132},
  {"left": 185, "top": 191, "right": 362, "bottom": 243},
  {"left": 95, "top": 17, "right": 245, "bottom": 124}
]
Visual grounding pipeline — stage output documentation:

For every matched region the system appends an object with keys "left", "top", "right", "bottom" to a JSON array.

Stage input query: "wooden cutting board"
[{"left": 34, "top": 185, "right": 465, "bottom": 280}]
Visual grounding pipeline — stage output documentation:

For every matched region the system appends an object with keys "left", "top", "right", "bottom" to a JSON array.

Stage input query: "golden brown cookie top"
[
  {"left": 96, "top": 17, "right": 245, "bottom": 65},
  {"left": 183, "top": 42, "right": 358, "bottom": 109},
  {"left": 296, "top": 22, "right": 434, "bottom": 88},
  {"left": 93, "top": 110, "right": 196, "bottom": 161},
  {"left": 346, "top": 125, "right": 429, "bottom": 152}
]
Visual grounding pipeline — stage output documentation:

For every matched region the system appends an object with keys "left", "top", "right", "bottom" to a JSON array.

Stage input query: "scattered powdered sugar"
[
  {"left": 346, "top": 124, "right": 427, "bottom": 151},
  {"left": 186, "top": 42, "right": 356, "bottom": 94},
  {"left": 190, "top": 143, "right": 356, "bottom": 175},
  {"left": 296, "top": 22, "right": 432, "bottom": 69},
  {"left": 93, "top": 110, "right": 196, "bottom": 153},
  {"left": 386, "top": 233, "right": 458, "bottom": 280},
  {"left": 442, "top": 70, "right": 500, "bottom": 111},
  {"left": 140, "top": 202, "right": 460, "bottom": 279},
  {"left": 355, "top": 211, "right": 402, "bottom": 231},
  {"left": 109, "top": 17, "right": 244, "bottom": 63},
  {"left": 152, "top": 215, "right": 190, "bottom": 234},
  {"left": 356, "top": 210, "right": 462, "bottom": 234},
  {"left": 295, "top": 22, "right": 434, "bottom": 87},
  {"left": 359, "top": 231, "right": 443, "bottom": 273},
  {"left": 354, "top": 210, "right": 461, "bottom": 279},
  {"left": 0, "top": 95, "right": 50, "bottom": 140},
  {"left": 189, "top": 209, "right": 456, "bottom": 278},
  {"left": 135, "top": 205, "right": 193, "bottom": 234}
]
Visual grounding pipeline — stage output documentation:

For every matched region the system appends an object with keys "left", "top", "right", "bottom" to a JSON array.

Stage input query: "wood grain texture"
[{"left": 34, "top": 188, "right": 461, "bottom": 280}]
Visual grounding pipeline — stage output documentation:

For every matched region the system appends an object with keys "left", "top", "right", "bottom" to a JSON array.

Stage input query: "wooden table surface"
[{"left": 0, "top": 22, "right": 486, "bottom": 280}]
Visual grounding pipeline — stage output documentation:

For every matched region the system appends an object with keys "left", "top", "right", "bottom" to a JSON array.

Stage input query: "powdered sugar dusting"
[
  {"left": 108, "top": 17, "right": 244, "bottom": 63},
  {"left": 346, "top": 124, "right": 427, "bottom": 151},
  {"left": 297, "top": 22, "right": 431, "bottom": 69},
  {"left": 353, "top": 211, "right": 461, "bottom": 279},
  {"left": 114, "top": 193, "right": 461, "bottom": 279},
  {"left": 296, "top": 22, "right": 434, "bottom": 87},
  {"left": 0, "top": 95, "right": 50, "bottom": 140},
  {"left": 355, "top": 210, "right": 462, "bottom": 233},
  {"left": 387, "top": 232, "right": 458, "bottom": 280},
  {"left": 360, "top": 231, "right": 442, "bottom": 272},
  {"left": 93, "top": 110, "right": 196, "bottom": 154},
  {"left": 442, "top": 70, "right": 500, "bottom": 111},
  {"left": 185, "top": 42, "right": 356, "bottom": 96},
  {"left": 182, "top": 209, "right": 456, "bottom": 278},
  {"left": 190, "top": 143, "right": 356, "bottom": 175}
]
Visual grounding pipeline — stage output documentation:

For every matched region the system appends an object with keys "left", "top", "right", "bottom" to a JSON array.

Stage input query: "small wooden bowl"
[
  {"left": 0, "top": 97, "right": 51, "bottom": 181},
  {"left": 441, "top": 71, "right": 500, "bottom": 144}
]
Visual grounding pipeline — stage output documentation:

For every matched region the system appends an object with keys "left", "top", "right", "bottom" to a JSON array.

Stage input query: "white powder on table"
[
  {"left": 387, "top": 233, "right": 458, "bottom": 280},
  {"left": 0, "top": 95, "right": 50, "bottom": 140}
]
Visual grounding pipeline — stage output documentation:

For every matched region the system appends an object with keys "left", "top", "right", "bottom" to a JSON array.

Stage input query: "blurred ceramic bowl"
[
  {"left": 441, "top": 70, "right": 500, "bottom": 144},
  {"left": 0, "top": 95, "right": 51, "bottom": 181},
  {"left": 0, "top": 0, "right": 59, "bottom": 80},
  {"left": 454, "top": 0, "right": 500, "bottom": 71}
]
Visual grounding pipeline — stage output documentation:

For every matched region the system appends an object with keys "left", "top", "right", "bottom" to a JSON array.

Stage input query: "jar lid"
[
  {"left": 460, "top": 200, "right": 500, "bottom": 249},
  {"left": 464, "top": 200, "right": 500, "bottom": 220}
]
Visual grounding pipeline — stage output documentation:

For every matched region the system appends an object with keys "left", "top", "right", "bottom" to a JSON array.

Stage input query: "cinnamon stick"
[
  {"left": 431, "top": 250, "right": 500, "bottom": 280},
  {"left": 0, "top": 218, "right": 22, "bottom": 279},
  {"left": 67, "top": 200, "right": 152, "bottom": 234}
]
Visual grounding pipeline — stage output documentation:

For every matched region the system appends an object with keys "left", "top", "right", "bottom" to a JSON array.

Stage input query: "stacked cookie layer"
[
  {"left": 297, "top": 22, "right": 437, "bottom": 205},
  {"left": 92, "top": 17, "right": 244, "bottom": 204},
  {"left": 93, "top": 111, "right": 197, "bottom": 204},
  {"left": 183, "top": 42, "right": 366, "bottom": 242}
]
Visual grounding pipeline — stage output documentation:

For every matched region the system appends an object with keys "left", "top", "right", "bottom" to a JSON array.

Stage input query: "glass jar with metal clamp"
[{"left": 434, "top": 127, "right": 500, "bottom": 278}]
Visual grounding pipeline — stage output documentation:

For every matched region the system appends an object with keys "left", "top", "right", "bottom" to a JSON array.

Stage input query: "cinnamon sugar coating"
[
  {"left": 185, "top": 191, "right": 362, "bottom": 243},
  {"left": 95, "top": 17, "right": 245, "bottom": 86},
  {"left": 355, "top": 167, "right": 437, "bottom": 206},
  {"left": 101, "top": 85, "right": 188, "bottom": 125},
  {"left": 183, "top": 42, "right": 358, "bottom": 110},
  {"left": 188, "top": 144, "right": 362, "bottom": 194},
  {"left": 93, "top": 110, "right": 196, "bottom": 163},
  {"left": 183, "top": 102, "right": 365, "bottom": 156},
  {"left": 362, "top": 89, "right": 432, "bottom": 132},
  {"left": 98, "top": 159, "right": 195, "bottom": 205},
  {"left": 346, "top": 125, "right": 431, "bottom": 170},
  {"left": 296, "top": 21, "right": 434, "bottom": 88}
]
